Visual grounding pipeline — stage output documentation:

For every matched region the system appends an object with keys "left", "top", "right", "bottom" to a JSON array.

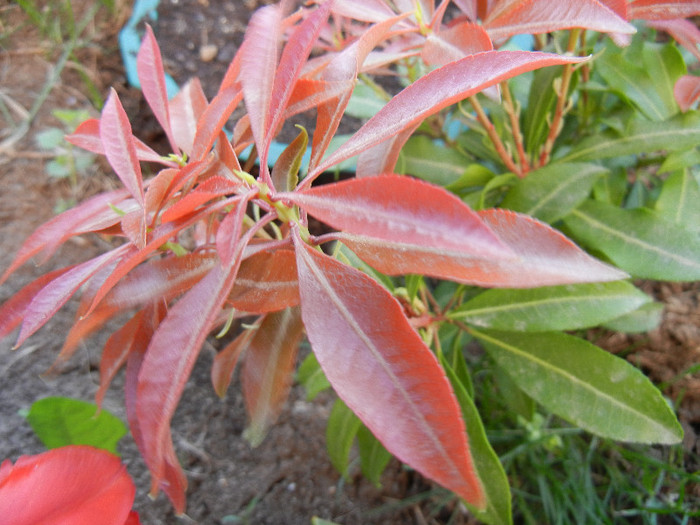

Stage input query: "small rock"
[{"left": 200, "top": 44, "right": 218, "bottom": 62}]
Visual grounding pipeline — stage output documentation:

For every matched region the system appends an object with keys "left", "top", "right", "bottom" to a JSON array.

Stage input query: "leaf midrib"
[
  {"left": 475, "top": 330, "right": 675, "bottom": 439},
  {"left": 300, "top": 245, "right": 462, "bottom": 480},
  {"left": 570, "top": 208, "right": 700, "bottom": 269}
]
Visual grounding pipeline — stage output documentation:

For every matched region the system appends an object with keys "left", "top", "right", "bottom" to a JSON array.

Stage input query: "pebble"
[{"left": 200, "top": 44, "right": 219, "bottom": 62}]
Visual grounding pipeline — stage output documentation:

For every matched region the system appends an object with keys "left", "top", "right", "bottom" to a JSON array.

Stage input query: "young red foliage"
[
  {"left": 0, "top": 446, "right": 138, "bottom": 525},
  {"left": 0, "top": 0, "right": 641, "bottom": 515},
  {"left": 241, "top": 307, "right": 304, "bottom": 446},
  {"left": 293, "top": 229, "right": 485, "bottom": 507}
]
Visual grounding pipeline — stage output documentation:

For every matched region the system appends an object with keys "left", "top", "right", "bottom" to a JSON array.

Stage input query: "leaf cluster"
[{"left": 2, "top": 1, "right": 699, "bottom": 523}]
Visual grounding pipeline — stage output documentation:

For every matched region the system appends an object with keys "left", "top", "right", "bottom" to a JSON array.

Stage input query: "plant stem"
[
  {"left": 469, "top": 95, "right": 521, "bottom": 177},
  {"left": 537, "top": 29, "right": 580, "bottom": 168},
  {"left": 501, "top": 81, "right": 529, "bottom": 176}
]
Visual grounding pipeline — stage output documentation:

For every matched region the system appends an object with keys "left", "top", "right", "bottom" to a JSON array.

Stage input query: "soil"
[{"left": 0, "top": 2, "right": 698, "bottom": 525}]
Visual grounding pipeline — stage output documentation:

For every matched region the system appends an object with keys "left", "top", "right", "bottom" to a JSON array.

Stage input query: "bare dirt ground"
[{"left": 1, "top": 1, "right": 699, "bottom": 524}]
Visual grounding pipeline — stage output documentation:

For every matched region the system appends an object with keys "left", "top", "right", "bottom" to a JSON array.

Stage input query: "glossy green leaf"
[
  {"left": 326, "top": 398, "right": 362, "bottom": 479},
  {"left": 450, "top": 281, "right": 650, "bottom": 331},
  {"left": 561, "top": 111, "right": 700, "bottom": 162},
  {"left": 501, "top": 163, "right": 607, "bottom": 223},
  {"left": 473, "top": 329, "right": 683, "bottom": 444},
  {"left": 397, "top": 135, "right": 469, "bottom": 186},
  {"left": 655, "top": 169, "right": 700, "bottom": 230},
  {"left": 602, "top": 301, "right": 664, "bottom": 334},
  {"left": 356, "top": 425, "right": 392, "bottom": 487},
  {"left": 26, "top": 397, "right": 127, "bottom": 454},
  {"left": 563, "top": 199, "right": 700, "bottom": 280},
  {"left": 297, "top": 352, "right": 331, "bottom": 401},
  {"left": 440, "top": 355, "right": 512, "bottom": 525},
  {"left": 596, "top": 43, "right": 684, "bottom": 121}
]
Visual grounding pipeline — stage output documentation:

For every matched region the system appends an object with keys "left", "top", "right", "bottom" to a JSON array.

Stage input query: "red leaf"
[
  {"left": 310, "top": 15, "right": 409, "bottom": 173},
  {"left": 483, "top": 0, "right": 635, "bottom": 40},
  {"left": 229, "top": 249, "right": 300, "bottom": 313},
  {"left": 135, "top": 200, "right": 248, "bottom": 507},
  {"left": 121, "top": 209, "right": 147, "bottom": 249},
  {"left": 284, "top": 78, "right": 352, "bottom": 118},
  {"left": 674, "top": 75, "right": 700, "bottom": 111},
  {"left": 137, "top": 25, "right": 178, "bottom": 153},
  {"left": 422, "top": 21, "right": 493, "bottom": 67},
  {"left": 628, "top": 0, "right": 700, "bottom": 20},
  {"left": 282, "top": 175, "right": 511, "bottom": 259},
  {"left": 96, "top": 311, "right": 144, "bottom": 408},
  {"left": 190, "top": 85, "right": 244, "bottom": 160},
  {"left": 292, "top": 230, "right": 485, "bottom": 508},
  {"left": 335, "top": 206, "right": 627, "bottom": 286},
  {"left": 168, "top": 78, "right": 208, "bottom": 156},
  {"left": 100, "top": 89, "right": 145, "bottom": 208},
  {"left": 263, "top": 2, "right": 331, "bottom": 182},
  {"left": 328, "top": 0, "right": 398, "bottom": 22},
  {"left": 145, "top": 168, "right": 178, "bottom": 215},
  {"left": 67, "top": 119, "right": 172, "bottom": 166},
  {"left": 84, "top": 197, "right": 235, "bottom": 315},
  {"left": 309, "top": 51, "right": 587, "bottom": 179},
  {"left": 240, "top": 4, "right": 283, "bottom": 171},
  {"left": 211, "top": 325, "right": 256, "bottom": 398},
  {"left": 241, "top": 307, "right": 304, "bottom": 446},
  {"left": 160, "top": 176, "right": 241, "bottom": 223},
  {"left": 104, "top": 252, "right": 217, "bottom": 311},
  {"left": 0, "top": 189, "right": 129, "bottom": 284},
  {"left": 647, "top": 18, "right": 700, "bottom": 61},
  {"left": 356, "top": 121, "right": 421, "bottom": 176},
  {"left": 0, "top": 446, "right": 135, "bottom": 525},
  {"left": 16, "top": 244, "right": 131, "bottom": 347},
  {"left": 55, "top": 301, "right": 121, "bottom": 370},
  {"left": 0, "top": 267, "right": 73, "bottom": 340},
  {"left": 597, "top": 0, "right": 629, "bottom": 19},
  {"left": 122, "top": 303, "right": 187, "bottom": 512}
]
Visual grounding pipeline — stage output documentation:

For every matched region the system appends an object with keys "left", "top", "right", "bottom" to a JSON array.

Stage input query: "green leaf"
[
  {"left": 311, "top": 518, "right": 342, "bottom": 525},
  {"left": 659, "top": 148, "right": 700, "bottom": 173},
  {"left": 440, "top": 354, "right": 512, "bottom": 525},
  {"left": 345, "top": 81, "right": 388, "bottom": 119},
  {"left": 493, "top": 365, "right": 535, "bottom": 422},
  {"left": 523, "top": 65, "right": 560, "bottom": 157},
  {"left": 445, "top": 164, "right": 495, "bottom": 197},
  {"left": 655, "top": 169, "right": 700, "bottom": 230},
  {"left": 596, "top": 43, "right": 683, "bottom": 121},
  {"left": 356, "top": 425, "right": 392, "bottom": 487},
  {"left": 478, "top": 172, "right": 519, "bottom": 209},
  {"left": 26, "top": 397, "right": 127, "bottom": 454},
  {"left": 561, "top": 111, "right": 700, "bottom": 162},
  {"left": 450, "top": 281, "right": 649, "bottom": 332},
  {"left": 563, "top": 199, "right": 700, "bottom": 281},
  {"left": 472, "top": 329, "right": 683, "bottom": 444},
  {"left": 271, "top": 125, "right": 307, "bottom": 191},
  {"left": 45, "top": 158, "right": 71, "bottom": 178},
  {"left": 501, "top": 163, "right": 606, "bottom": 223},
  {"left": 326, "top": 398, "right": 362, "bottom": 479},
  {"left": 332, "top": 241, "right": 395, "bottom": 290},
  {"left": 602, "top": 301, "right": 664, "bottom": 333},
  {"left": 404, "top": 274, "right": 423, "bottom": 303},
  {"left": 592, "top": 167, "right": 628, "bottom": 206},
  {"left": 297, "top": 352, "right": 331, "bottom": 401},
  {"left": 35, "top": 127, "right": 65, "bottom": 150},
  {"left": 397, "top": 135, "right": 469, "bottom": 186}
]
